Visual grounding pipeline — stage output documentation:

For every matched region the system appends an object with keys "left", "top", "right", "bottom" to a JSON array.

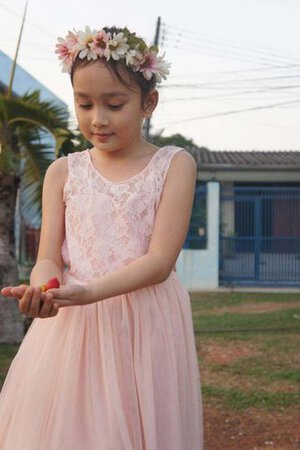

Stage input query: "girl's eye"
[
  {"left": 79, "top": 104, "right": 92, "bottom": 109},
  {"left": 108, "top": 104, "right": 124, "bottom": 110}
]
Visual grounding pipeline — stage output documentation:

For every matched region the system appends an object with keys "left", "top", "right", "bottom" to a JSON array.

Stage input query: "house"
[{"left": 178, "top": 147, "right": 300, "bottom": 289}]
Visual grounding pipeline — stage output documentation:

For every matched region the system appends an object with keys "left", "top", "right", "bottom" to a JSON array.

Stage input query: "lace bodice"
[{"left": 61, "top": 146, "right": 184, "bottom": 282}]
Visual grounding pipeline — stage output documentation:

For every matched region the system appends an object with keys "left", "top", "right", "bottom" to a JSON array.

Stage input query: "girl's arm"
[
  {"left": 2, "top": 158, "right": 68, "bottom": 318},
  {"left": 30, "top": 157, "right": 67, "bottom": 286},
  {"left": 48, "top": 151, "right": 197, "bottom": 306}
]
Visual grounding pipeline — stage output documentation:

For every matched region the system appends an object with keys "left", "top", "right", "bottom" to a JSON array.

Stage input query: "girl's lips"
[{"left": 93, "top": 133, "right": 114, "bottom": 142}]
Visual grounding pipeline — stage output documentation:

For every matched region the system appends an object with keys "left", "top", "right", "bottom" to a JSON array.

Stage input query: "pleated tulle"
[{"left": 0, "top": 272, "right": 203, "bottom": 450}]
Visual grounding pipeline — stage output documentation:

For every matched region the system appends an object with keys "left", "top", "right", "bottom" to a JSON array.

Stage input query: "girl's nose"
[{"left": 92, "top": 110, "right": 109, "bottom": 127}]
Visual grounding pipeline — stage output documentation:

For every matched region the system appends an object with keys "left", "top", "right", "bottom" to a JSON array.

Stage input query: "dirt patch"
[
  {"left": 201, "top": 342, "right": 261, "bottom": 365},
  {"left": 204, "top": 405, "right": 300, "bottom": 450},
  {"left": 212, "top": 301, "right": 300, "bottom": 315}
]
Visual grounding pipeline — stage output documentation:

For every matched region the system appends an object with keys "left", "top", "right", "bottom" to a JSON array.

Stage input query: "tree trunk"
[{"left": 0, "top": 173, "right": 24, "bottom": 343}]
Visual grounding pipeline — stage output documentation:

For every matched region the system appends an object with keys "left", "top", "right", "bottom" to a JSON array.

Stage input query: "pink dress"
[{"left": 0, "top": 146, "right": 203, "bottom": 450}]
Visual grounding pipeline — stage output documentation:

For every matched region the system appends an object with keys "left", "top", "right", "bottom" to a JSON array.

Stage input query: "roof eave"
[{"left": 198, "top": 164, "right": 300, "bottom": 171}]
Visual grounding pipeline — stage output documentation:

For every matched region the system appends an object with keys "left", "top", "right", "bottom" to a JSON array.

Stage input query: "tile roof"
[{"left": 187, "top": 147, "right": 300, "bottom": 171}]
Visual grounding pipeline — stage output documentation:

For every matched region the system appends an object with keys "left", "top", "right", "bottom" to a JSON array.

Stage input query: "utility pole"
[
  {"left": 144, "top": 16, "right": 161, "bottom": 140},
  {"left": 7, "top": 0, "right": 28, "bottom": 98}
]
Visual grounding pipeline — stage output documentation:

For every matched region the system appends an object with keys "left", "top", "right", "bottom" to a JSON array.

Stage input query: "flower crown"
[{"left": 55, "top": 26, "right": 171, "bottom": 83}]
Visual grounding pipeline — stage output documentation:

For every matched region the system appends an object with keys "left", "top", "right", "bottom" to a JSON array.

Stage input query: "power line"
[
  {"left": 163, "top": 23, "right": 300, "bottom": 66},
  {"left": 161, "top": 24, "right": 300, "bottom": 69},
  {"left": 159, "top": 98, "right": 300, "bottom": 126},
  {"left": 0, "top": 3, "right": 57, "bottom": 39},
  {"left": 169, "top": 63, "right": 300, "bottom": 80},
  {"left": 160, "top": 84, "right": 300, "bottom": 104},
  {"left": 164, "top": 40, "right": 299, "bottom": 69},
  {"left": 159, "top": 74, "right": 300, "bottom": 90}
]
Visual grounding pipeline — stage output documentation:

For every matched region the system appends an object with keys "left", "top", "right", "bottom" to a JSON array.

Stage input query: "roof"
[
  {"left": 188, "top": 147, "right": 300, "bottom": 171},
  {"left": 0, "top": 49, "right": 67, "bottom": 108}
]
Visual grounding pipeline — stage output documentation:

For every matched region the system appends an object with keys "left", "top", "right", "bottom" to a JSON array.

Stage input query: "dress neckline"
[{"left": 86, "top": 146, "right": 167, "bottom": 184}]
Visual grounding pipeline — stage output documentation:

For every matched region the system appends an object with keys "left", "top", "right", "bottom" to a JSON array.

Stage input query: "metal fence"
[{"left": 220, "top": 185, "right": 300, "bottom": 286}]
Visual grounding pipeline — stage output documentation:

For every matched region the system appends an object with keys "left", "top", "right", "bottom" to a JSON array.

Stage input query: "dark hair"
[{"left": 70, "top": 26, "right": 156, "bottom": 107}]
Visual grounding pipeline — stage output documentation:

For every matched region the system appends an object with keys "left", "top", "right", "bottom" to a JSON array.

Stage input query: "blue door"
[{"left": 219, "top": 186, "right": 300, "bottom": 286}]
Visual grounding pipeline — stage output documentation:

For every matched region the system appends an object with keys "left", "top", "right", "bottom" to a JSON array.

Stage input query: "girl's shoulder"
[
  {"left": 44, "top": 150, "right": 87, "bottom": 194},
  {"left": 45, "top": 155, "right": 68, "bottom": 186},
  {"left": 156, "top": 145, "right": 197, "bottom": 176},
  {"left": 46, "top": 150, "right": 87, "bottom": 179}
]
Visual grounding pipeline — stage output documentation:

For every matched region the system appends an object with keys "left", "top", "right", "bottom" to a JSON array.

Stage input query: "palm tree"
[{"left": 0, "top": 90, "right": 72, "bottom": 343}]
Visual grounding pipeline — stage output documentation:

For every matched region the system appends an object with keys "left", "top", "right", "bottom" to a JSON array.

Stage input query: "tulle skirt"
[{"left": 0, "top": 271, "right": 203, "bottom": 450}]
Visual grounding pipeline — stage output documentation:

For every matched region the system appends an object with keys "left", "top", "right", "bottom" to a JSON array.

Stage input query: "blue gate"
[{"left": 219, "top": 186, "right": 300, "bottom": 286}]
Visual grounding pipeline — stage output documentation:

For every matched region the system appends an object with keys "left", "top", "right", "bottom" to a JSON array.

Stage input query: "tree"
[
  {"left": 0, "top": 90, "right": 72, "bottom": 343},
  {"left": 149, "top": 132, "right": 197, "bottom": 149}
]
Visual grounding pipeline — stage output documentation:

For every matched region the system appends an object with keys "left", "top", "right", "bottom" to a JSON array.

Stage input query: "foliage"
[
  {"left": 149, "top": 132, "right": 198, "bottom": 149},
  {"left": 0, "top": 90, "right": 73, "bottom": 216}
]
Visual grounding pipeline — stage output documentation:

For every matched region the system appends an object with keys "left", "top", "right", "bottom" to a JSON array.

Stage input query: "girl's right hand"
[{"left": 1, "top": 285, "right": 59, "bottom": 319}]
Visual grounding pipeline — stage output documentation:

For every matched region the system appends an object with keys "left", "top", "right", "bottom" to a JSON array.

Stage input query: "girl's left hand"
[{"left": 46, "top": 284, "right": 92, "bottom": 307}]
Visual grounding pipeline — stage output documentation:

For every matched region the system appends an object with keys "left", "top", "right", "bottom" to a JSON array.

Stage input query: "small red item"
[{"left": 41, "top": 277, "right": 60, "bottom": 292}]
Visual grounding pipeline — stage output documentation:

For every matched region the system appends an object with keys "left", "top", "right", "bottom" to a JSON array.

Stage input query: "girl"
[{"left": 0, "top": 26, "right": 203, "bottom": 450}]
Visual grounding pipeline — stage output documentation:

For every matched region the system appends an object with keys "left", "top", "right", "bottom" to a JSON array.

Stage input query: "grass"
[
  {"left": 202, "top": 385, "right": 300, "bottom": 410},
  {"left": 192, "top": 291, "right": 300, "bottom": 412},
  {"left": 0, "top": 345, "right": 19, "bottom": 387},
  {"left": 190, "top": 291, "right": 300, "bottom": 310},
  {"left": 193, "top": 308, "right": 300, "bottom": 333}
]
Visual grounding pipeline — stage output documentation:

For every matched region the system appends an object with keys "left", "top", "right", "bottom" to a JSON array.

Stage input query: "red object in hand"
[{"left": 40, "top": 277, "right": 60, "bottom": 292}]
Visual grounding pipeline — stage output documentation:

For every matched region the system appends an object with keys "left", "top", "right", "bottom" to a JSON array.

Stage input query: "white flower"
[
  {"left": 125, "top": 47, "right": 144, "bottom": 70},
  {"left": 105, "top": 32, "right": 129, "bottom": 61},
  {"left": 77, "top": 26, "right": 98, "bottom": 61}
]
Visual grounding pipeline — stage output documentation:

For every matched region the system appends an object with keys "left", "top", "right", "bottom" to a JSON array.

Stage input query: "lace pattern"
[{"left": 61, "top": 146, "right": 184, "bottom": 281}]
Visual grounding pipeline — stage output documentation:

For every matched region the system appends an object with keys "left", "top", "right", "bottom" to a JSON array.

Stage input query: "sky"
[{"left": 0, "top": 0, "right": 300, "bottom": 150}]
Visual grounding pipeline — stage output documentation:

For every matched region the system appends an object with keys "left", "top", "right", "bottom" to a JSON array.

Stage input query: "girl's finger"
[
  {"left": 11, "top": 286, "right": 28, "bottom": 299},
  {"left": 19, "top": 287, "right": 33, "bottom": 314},
  {"left": 46, "top": 288, "right": 64, "bottom": 299},
  {"left": 28, "top": 287, "right": 43, "bottom": 317},
  {"left": 51, "top": 299, "right": 73, "bottom": 308},
  {"left": 1, "top": 285, "right": 28, "bottom": 298},
  {"left": 39, "top": 296, "right": 55, "bottom": 318},
  {"left": 1, "top": 287, "right": 14, "bottom": 296}
]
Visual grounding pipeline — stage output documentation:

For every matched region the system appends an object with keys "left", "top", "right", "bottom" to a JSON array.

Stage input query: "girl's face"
[{"left": 73, "top": 61, "right": 156, "bottom": 155}]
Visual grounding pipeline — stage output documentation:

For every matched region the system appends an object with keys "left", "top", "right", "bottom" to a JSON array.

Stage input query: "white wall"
[{"left": 176, "top": 181, "right": 220, "bottom": 290}]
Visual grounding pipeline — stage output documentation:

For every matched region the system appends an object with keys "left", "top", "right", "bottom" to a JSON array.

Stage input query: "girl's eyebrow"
[
  {"left": 74, "top": 91, "right": 129, "bottom": 98},
  {"left": 74, "top": 91, "right": 89, "bottom": 97},
  {"left": 102, "top": 92, "right": 129, "bottom": 98}
]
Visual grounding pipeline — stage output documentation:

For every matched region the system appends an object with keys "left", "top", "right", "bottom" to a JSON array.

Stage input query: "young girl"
[{"left": 0, "top": 26, "right": 203, "bottom": 450}]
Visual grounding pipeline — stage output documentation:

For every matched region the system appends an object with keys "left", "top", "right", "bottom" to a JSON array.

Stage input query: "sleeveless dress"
[{"left": 0, "top": 146, "right": 203, "bottom": 450}]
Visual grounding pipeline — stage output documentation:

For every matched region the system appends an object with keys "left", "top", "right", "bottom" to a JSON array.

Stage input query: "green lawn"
[
  {"left": 0, "top": 344, "right": 19, "bottom": 388},
  {"left": 192, "top": 291, "right": 300, "bottom": 412}
]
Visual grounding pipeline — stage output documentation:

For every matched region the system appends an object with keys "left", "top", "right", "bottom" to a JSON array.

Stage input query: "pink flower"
[
  {"left": 139, "top": 50, "right": 171, "bottom": 83},
  {"left": 65, "top": 30, "right": 79, "bottom": 49},
  {"left": 55, "top": 38, "right": 74, "bottom": 73},
  {"left": 55, "top": 31, "right": 79, "bottom": 73},
  {"left": 90, "top": 30, "right": 110, "bottom": 57}
]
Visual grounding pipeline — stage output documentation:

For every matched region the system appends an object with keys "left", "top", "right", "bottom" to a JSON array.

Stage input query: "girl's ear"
[{"left": 143, "top": 89, "right": 159, "bottom": 118}]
